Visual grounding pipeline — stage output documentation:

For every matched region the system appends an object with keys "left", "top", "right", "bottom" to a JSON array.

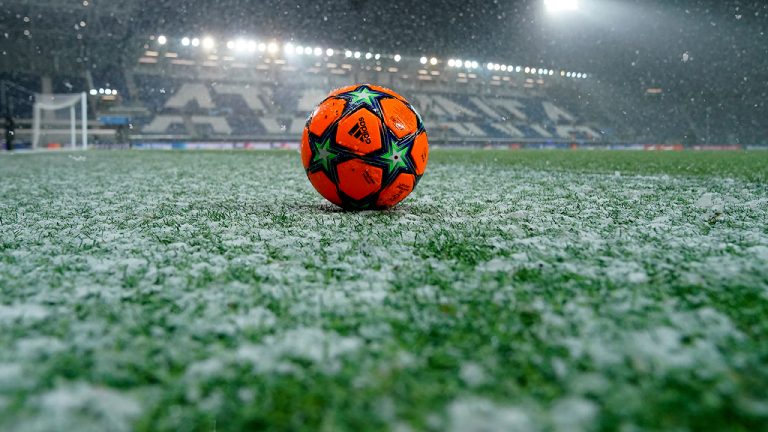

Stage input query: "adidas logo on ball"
[{"left": 347, "top": 117, "right": 372, "bottom": 144}]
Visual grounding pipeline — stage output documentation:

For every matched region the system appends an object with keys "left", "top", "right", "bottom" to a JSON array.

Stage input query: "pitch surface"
[{"left": 1, "top": 150, "right": 767, "bottom": 431}]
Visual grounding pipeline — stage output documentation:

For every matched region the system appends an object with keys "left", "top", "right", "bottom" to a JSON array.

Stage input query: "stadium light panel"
[
  {"left": 89, "top": 89, "right": 97, "bottom": 96},
  {"left": 394, "top": 54, "right": 401, "bottom": 62},
  {"left": 471, "top": 61, "right": 479, "bottom": 69},
  {"left": 501, "top": 64, "right": 507, "bottom": 71},
  {"left": 202, "top": 37, "right": 214, "bottom": 50},
  {"left": 365, "top": 52, "right": 373, "bottom": 59},
  {"left": 566, "top": 72, "right": 571, "bottom": 77},
  {"left": 105, "top": 89, "right": 112, "bottom": 95},
  {"left": 304, "top": 46, "right": 313, "bottom": 55},
  {"left": 515, "top": 66, "right": 522, "bottom": 72},
  {"left": 157, "top": 35, "right": 167, "bottom": 45},
  {"left": 576, "top": 72, "right": 582, "bottom": 78},
  {"left": 560, "top": 70, "right": 565, "bottom": 76},
  {"left": 226, "top": 40, "right": 235, "bottom": 50},
  {"left": 326, "top": 48, "right": 334, "bottom": 56},
  {"left": 295, "top": 45, "right": 304, "bottom": 55},
  {"left": 354, "top": 51, "right": 361, "bottom": 58},
  {"left": 419, "top": 56, "right": 427, "bottom": 64},
  {"left": 463, "top": 60, "right": 471, "bottom": 68},
  {"left": 181, "top": 37, "right": 190, "bottom": 46},
  {"left": 267, "top": 42, "right": 279, "bottom": 54},
  {"left": 549, "top": 70, "right": 554, "bottom": 75},
  {"left": 544, "top": 0, "right": 579, "bottom": 13},
  {"left": 582, "top": 73, "right": 588, "bottom": 79},
  {"left": 486, "top": 62, "right": 494, "bottom": 70},
  {"left": 314, "top": 47, "right": 322, "bottom": 56},
  {"left": 191, "top": 38, "right": 200, "bottom": 47},
  {"left": 375, "top": 53, "right": 381, "bottom": 60},
  {"left": 524, "top": 67, "right": 530, "bottom": 73},
  {"left": 98, "top": 88, "right": 105, "bottom": 94},
  {"left": 429, "top": 57, "right": 438, "bottom": 65},
  {"left": 494, "top": 64, "right": 501, "bottom": 71},
  {"left": 258, "top": 42, "right": 267, "bottom": 52},
  {"left": 345, "top": 50, "right": 353, "bottom": 58},
  {"left": 284, "top": 43, "right": 295, "bottom": 55},
  {"left": 448, "top": 59, "right": 455, "bottom": 67},
  {"left": 112, "top": 89, "right": 118, "bottom": 96}
]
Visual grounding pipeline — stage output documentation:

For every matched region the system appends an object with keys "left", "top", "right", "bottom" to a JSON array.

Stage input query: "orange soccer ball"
[{"left": 300, "top": 84, "right": 428, "bottom": 209}]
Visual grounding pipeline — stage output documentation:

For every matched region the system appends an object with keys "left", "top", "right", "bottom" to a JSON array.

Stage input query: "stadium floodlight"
[
  {"left": 181, "top": 37, "right": 191, "bottom": 46},
  {"left": 98, "top": 88, "right": 105, "bottom": 94},
  {"left": 463, "top": 60, "right": 471, "bottom": 68},
  {"left": 419, "top": 56, "right": 427, "bottom": 64},
  {"left": 375, "top": 53, "right": 381, "bottom": 60},
  {"left": 345, "top": 50, "right": 353, "bottom": 58},
  {"left": 494, "top": 64, "right": 501, "bottom": 71},
  {"left": 112, "top": 89, "right": 118, "bottom": 96},
  {"left": 560, "top": 70, "right": 565, "bottom": 76},
  {"left": 515, "top": 66, "right": 522, "bottom": 72},
  {"left": 202, "top": 37, "right": 214, "bottom": 50},
  {"left": 566, "top": 71, "right": 571, "bottom": 77},
  {"left": 105, "top": 88, "right": 113, "bottom": 95},
  {"left": 226, "top": 40, "right": 235, "bottom": 49},
  {"left": 394, "top": 54, "right": 401, "bottom": 62},
  {"left": 248, "top": 40, "right": 258, "bottom": 53},
  {"left": 471, "top": 61, "right": 479, "bottom": 68},
  {"left": 544, "top": 0, "right": 579, "bottom": 13},
  {"left": 365, "top": 52, "right": 373, "bottom": 59},
  {"left": 89, "top": 89, "right": 97, "bottom": 96},
  {"left": 549, "top": 70, "right": 554, "bottom": 75},
  {"left": 326, "top": 48, "right": 334, "bottom": 56},
  {"left": 314, "top": 47, "right": 322, "bottom": 56},
  {"left": 304, "top": 46, "right": 313, "bottom": 55},
  {"left": 295, "top": 45, "right": 304, "bottom": 55},
  {"left": 524, "top": 67, "right": 530, "bottom": 73},
  {"left": 191, "top": 37, "right": 200, "bottom": 47},
  {"left": 267, "top": 42, "right": 279, "bottom": 54},
  {"left": 486, "top": 62, "right": 494, "bottom": 70},
  {"left": 429, "top": 57, "right": 438, "bottom": 65},
  {"left": 501, "top": 64, "right": 507, "bottom": 71},
  {"left": 258, "top": 42, "right": 267, "bottom": 52},
  {"left": 284, "top": 42, "right": 295, "bottom": 55},
  {"left": 354, "top": 51, "right": 361, "bottom": 58},
  {"left": 157, "top": 35, "right": 167, "bottom": 45},
  {"left": 447, "top": 59, "right": 455, "bottom": 67},
  {"left": 582, "top": 73, "right": 587, "bottom": 79}
]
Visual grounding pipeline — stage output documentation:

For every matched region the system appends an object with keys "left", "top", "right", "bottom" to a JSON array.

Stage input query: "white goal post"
[{"left": 31, "top": 92, "right": 88, "bottom": 150}]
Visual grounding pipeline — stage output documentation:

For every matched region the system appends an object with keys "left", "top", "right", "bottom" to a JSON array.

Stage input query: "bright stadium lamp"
[
  {"left": 375, "top": 53, "right": 381, "bottom": 60},
  {"left": 463, "top": 60, "right": 471, "bottom": 68},
  {"left": 191, "top": 37, "right": 200, "bottom": 47},
  {"left": 157, "top": 35, "right": 167, "bottom": 45},
  {"left": 258, "top": 42, "right": 267, "bottom": 52},
  {"left": 226, "top": 40, "right": 235, "bottom": 49},
  {"left": 284, "top": 42, "right": 295, "bottom": 55},
  {"left": 181, "top": 37, "right": 190, "bottom": 46},
  {"left": 314, "top": 47, "right": 322, "bottom": 56},
  {"left": 267, "top": 42, "right": 279, "bottom": 54},
  {"left": 89, "top": 89, "right": 97, "bottom": 96},
  {"left": 304, "top": 46, "right": 313, "bottom": 55},
  {"left": 365, "top": 52, "right": 373, "bottom": 59},
  {"left": 202, "top": 37, "right": 214, "bottom": 50},
  {"left": 419, "top": 56, "right": 427, "bottom": 64},
  {"left": 394, "top": 54, "right": 401, "bottom": 62},
  {"left": 345, "top": 50, "right": 353, "bottom": 58},
  {"left": 429, "top": 57, "right": 438, "bottom": 65},
  {"left": 326, "top": 48, "right": 334, "bottom": 56},
  {"left": 295, "top": 45, "right": 304, "bottom": 55},
  {"left": 544, "top": 0, "right": 579, "bottom": 13},
  {"left": 354, "top": 51, "right": 361, "bottom": 58}
]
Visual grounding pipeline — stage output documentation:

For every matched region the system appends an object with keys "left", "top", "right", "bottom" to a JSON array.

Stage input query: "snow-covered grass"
[{"left": 1, "top": 149, "right": 767, "bottom": 431}]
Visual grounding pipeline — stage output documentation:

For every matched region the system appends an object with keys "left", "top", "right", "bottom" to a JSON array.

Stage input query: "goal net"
[{"left": 31, "top": 92, "right": 88, "bottom": 150}]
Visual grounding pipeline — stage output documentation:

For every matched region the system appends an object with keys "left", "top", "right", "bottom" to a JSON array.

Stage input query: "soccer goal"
[{"left": 31, "top": 92, "right": 88, "bottom": 150}]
